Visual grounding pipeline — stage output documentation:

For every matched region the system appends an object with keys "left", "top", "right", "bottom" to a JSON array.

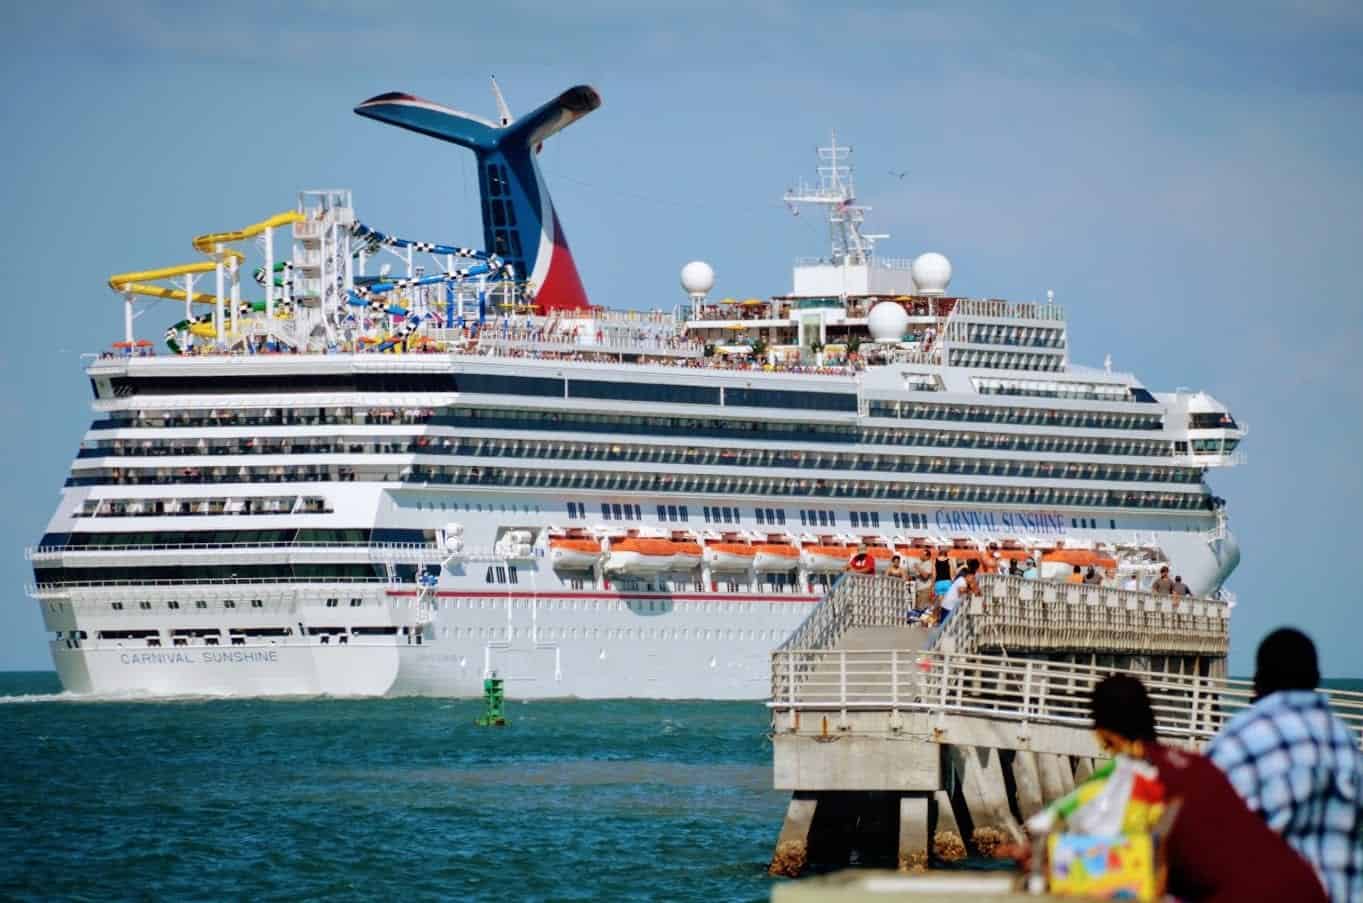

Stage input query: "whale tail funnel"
[{"left": 355, "top": 85, "right": 600, "bottom": 312}]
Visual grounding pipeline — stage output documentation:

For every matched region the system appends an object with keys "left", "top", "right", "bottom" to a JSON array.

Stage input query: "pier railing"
[
  {"left": 776, "top": 574, "right": 917, "bottom": 652},
  {"left": 769, "top": 648, "right": 1363, "bottom": 750},
  {"left": 937, "top": 575, "right": 1230, "bottom": 657}
]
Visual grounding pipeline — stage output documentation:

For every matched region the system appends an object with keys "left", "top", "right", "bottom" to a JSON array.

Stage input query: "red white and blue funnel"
[{"left": 354, "top": 85, "right": 600, "bottom": 313}]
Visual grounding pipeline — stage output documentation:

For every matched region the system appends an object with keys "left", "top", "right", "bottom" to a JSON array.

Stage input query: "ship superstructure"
[{"left": 26, "top": 83, "right": 1245, "bottom": 697}]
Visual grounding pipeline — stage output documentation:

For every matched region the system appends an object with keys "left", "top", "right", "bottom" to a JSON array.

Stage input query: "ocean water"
[{"left": 0, "top": 673, "right": 787, "bottom": 902}]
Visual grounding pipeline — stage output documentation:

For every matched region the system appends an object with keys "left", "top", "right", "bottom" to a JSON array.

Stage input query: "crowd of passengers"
[{"left": 842, "top": 546, "right": 1205, "bottom": 628}]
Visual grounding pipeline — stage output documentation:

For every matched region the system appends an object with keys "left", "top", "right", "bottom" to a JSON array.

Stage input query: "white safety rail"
[
  {"left": 937, "top": 575, "right": 1230, "bottom": 657},
  {"left": 776, "top": 574, "right": 916, "bottom": 652},
  {"left": 769, "top": 648, "right": 1363, "bottom": 749}
]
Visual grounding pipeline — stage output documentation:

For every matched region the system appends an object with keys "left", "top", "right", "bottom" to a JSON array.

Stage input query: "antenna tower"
[{"left": 783, "top": 131, "right": 880, "bottom": 265}]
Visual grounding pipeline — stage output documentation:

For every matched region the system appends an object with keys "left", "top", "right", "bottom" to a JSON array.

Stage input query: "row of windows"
[
  {"left": 754, "top": 507, "right": 787, "bottom": 526},
  {"left": 110, "top": 599, "right": 265, "bottom": 611},
  {"left": 656, "top": 504, "right": 692, "bottom": 523},
  {"left": 485, "top": 566, "right": 519, "bottom": 584},
  {"left": 31, "top": 563, "right": 432, "bottom": 587},
  {"left": 566, "top": 501, "right": 587, "bottom": 519},
  {"left": 893, "top": 512, "right": 929, "bottom": 529},
  {"left": 848, "top": 510, "right": 881, "bottom": 528},
  {"left": 67, "top": 463, "right": 1212, "bottom": 511},
  {"left": 93, "top": 405, "right": 1176, "bottom": 457},
  {"left": 36, "top": 528, "right": 425, "bottom": 550},
  {"left": 76, "top": 496, "right": 331, "bottom": 518},
  {"left": 101, "top": 373, "right": 855, "bottom": 413},
  {"left": 601, "top": 503, "right": 643, "bottom": 521},
  {"left": 80, "top": 434, "right": 1201, "bottom": 485},
  {"left": 801, "top": 509, "right": 836, "bottom": 527},
  {"left": 702, "top": 505, "right": 742, "bottom": 524},
  {"left": 954, "top": 324, "right": 1065, "bottom": 349},
  {"left": 866, "top": 400, "right": 1163, "bottom": 432},
  {"left": 947, "top": 349, "right": 1064, "bottom": 372},
  {"left": 83, "top": 424, "right": 1180, "bottom": 464}
]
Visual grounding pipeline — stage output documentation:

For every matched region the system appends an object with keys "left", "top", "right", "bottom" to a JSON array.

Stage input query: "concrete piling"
[{"left": 770, "top": 793, "right": 819, "bottom": 877}]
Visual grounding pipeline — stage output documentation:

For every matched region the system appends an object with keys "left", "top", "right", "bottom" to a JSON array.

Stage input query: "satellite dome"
[
  {"left": 680, "top": 260, "right": 715, "bottom": 296},
  {"left": 866, "top": 301, "right": 910, "bottom": 342},
  {"left": 911, "top": 252, "right": 952, "bottom": 295}
]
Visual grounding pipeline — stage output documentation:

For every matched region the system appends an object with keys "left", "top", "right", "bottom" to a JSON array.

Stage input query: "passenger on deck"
[
  {"left": 1152, "top": 565, "right": 1174, "bottom": 594},
  {"left": 884, "top": 555, "right": 908, "bottom": 580},
  {"left": 1172, "top": 576, "right": 1192, "bottom": 597},
  {"left": 1022, "top": 558, "right": 1039, "bottom": 580},
  {"left": 1067, "top": 565, "right": 1084, "bottom": 584},
  {"left": 1083, "top": 566, "right": 1102, "bottom": 585},
  {"left": 937, "top": 560, "right": 978, "bottom": 624},
  {"left": 1087, "top": 674, "right": 1326, "bottom": 903},
  {"left": 932, "top": 548, "right": 953, "bottom": 598}
]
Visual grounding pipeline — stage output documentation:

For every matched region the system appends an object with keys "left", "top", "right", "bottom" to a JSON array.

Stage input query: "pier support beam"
[
  {"left": 1010, "top": 751, "right": 1045, "bottom": 820},
  {"left": 897, "top": 795, "right": 930, "bottom": 872},
  {"left": 954, "top": 746, "right": 1021, "bottom": 854},
  {"left": 770, "top": 793, "right": 818, "bottom": 877},
  {"left": 1036, "top": 753, "right": 1070, "bottom": 806}
]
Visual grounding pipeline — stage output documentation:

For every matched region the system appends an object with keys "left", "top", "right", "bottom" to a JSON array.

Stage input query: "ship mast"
[{"left": 783, "top": 131, "right": 884, "bottom": 266}]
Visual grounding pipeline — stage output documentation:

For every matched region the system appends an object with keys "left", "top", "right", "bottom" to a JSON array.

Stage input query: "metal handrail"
[{"left": 769, "top": 647, "right": 1363, "bottom": 749}]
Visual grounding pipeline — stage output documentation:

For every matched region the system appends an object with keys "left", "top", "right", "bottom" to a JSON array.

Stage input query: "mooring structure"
[{"left": 767, "top": 574, "right": 1363, "bottom": 875}]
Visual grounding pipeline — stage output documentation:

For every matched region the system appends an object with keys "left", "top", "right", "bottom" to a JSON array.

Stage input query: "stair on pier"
[{"left": 801, "top": 627, "right": 931, "bottom": 705}]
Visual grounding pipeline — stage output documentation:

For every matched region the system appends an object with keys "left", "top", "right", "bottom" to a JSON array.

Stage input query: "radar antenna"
[{"left": 783, "top": 131, "right": 883, "bottom": 265}]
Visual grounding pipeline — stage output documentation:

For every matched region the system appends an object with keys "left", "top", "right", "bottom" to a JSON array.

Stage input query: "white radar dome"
[
  {"left": 911, "top": 252, "right": 952, "bottom": 295},
  {"left": 680, "top": 260, "right": 715, "bottom": 296},
  {"left": 867, "top": 301, "right": 910, "bottom": 342}
]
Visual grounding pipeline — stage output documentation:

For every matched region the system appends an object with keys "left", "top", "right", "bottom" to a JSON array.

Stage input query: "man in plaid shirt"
[{"left": 1207, "top": 628, "right": 1362, "bottom": 901}]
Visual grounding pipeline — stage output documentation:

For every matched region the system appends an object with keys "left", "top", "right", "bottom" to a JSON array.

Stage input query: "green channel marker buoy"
[{"left": 476, "top": 673, "right": 508, "bottom": 727}]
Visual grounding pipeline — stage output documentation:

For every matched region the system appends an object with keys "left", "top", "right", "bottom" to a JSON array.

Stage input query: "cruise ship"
[{"left": 27, "top": 83, "right": 1245, "bottom": 698}]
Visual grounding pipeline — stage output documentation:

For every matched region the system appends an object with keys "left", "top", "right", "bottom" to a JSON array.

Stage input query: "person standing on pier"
[{"left": 1207, "top": 629, "right": 1363, "bottom": 902}]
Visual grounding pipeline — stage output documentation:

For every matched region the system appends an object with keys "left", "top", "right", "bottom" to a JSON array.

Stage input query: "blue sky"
[{"left": 1, "top": 2, "right": 1359, "bottom": 676}]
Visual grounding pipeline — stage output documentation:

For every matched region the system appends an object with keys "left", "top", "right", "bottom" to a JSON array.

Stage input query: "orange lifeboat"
[
  {"left": 800, "top": 544, "right": 853, "bottom": 573},
  {"left": 705, "top": 541, "right": 756, "bottom": 572},
  {"left": 549, "top": 537, "right": 602, "bottom": 570},
  {"left": 669, "top": 541, "right": 703, "bottom": 572},
  {"left": 606, "top": 538, "right": 687, "bottom": 574},
  {"left": 753, "top": 543, "right": 799, "bottom": 572},
  {"left": 1040, "top": 549, "right": 1118, "bottom": 580}
]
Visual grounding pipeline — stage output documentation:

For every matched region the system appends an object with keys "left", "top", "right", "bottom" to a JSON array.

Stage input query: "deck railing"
[{"left": 769, "top": 648, "right": 1363, "bottom": 749}]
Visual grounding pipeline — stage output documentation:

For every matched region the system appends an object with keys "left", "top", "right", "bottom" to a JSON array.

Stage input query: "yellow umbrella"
[
  {"left": 740, "top": 298, "right": 766, "bottom": 306},
  {"left": 719, "top": 297, "right": 738, "bottom": 305},
  {"left": 723, "top": 324, "right": 749, "bottom": 331}
]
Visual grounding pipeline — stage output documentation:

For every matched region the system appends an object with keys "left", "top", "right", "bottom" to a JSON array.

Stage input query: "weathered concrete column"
[
  {"left": 897, "top": 794, "right": 930, "bottom": 871},
  {"left": 931, "top": 789, "right": 967, "bottom": 862},
  {"left": 1010, "top": 751, "right": 1044, "bottom": 819},
  {"left": 1036, "top": 753, "right": 1070, "bottom": 806},
  {"left": 954, "top": 746, "right": 1022, "bottom": 854},
  {"left": 770, "top": 793, "right": 818, "bottom": 877}
]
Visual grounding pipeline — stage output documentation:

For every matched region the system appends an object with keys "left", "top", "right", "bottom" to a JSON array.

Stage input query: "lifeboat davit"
[
  {"left": 800, "top": 545, "right": 853, "bottom": 573},
  {"left": 549, "top": 537, "right": 602, "bottom": 570},
  {"left": 606, "top": 538, "right": 689, "bottom": 574},
  {"left": 705, "top": 542, "right": 756, "bottom": 572},
  {"left": 753, "top": 543, "right": 799, "bottom": 572}
]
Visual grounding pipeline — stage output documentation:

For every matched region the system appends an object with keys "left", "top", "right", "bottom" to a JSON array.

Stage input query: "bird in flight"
[{"left": 888, "top": 169, "right": 908, "bottom": 180}]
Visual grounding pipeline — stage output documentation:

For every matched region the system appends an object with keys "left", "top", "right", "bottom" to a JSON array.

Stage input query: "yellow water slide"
[
  {"left": 191, "top": 210, "right": 305, "bottom": 255},
  {"left": 108, "top": 211, "right": 308, "bottom": 347}
]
